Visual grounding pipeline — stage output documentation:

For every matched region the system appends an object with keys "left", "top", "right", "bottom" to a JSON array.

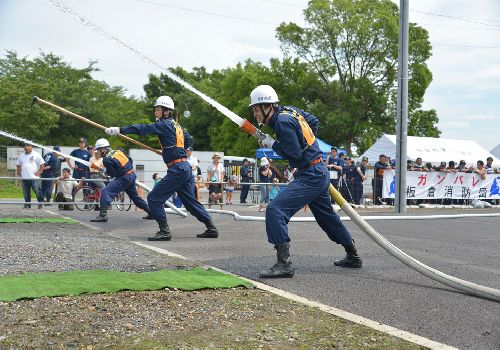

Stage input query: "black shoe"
[
  {"left": 38, "top": 204, "right": 43, "bottom": 209},
  {"left": 148, "top": 220, "right": 171, "bottom": 241},
  {"left": 90, "top": 208, "right": 108, "bottom": 222},
  {"left": 259, "top": 243, "right": 294, "bottom": 278},
  {"left": 334, "top": 241, "right": 362, "bottom": 268},
  {"left": 197, "top": 219, "right": 218, "bottom": 238}
]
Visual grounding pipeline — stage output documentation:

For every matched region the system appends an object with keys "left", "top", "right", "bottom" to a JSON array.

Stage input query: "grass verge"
[{"left": 0, "top": 179, "right": 24, "bottom": 198}]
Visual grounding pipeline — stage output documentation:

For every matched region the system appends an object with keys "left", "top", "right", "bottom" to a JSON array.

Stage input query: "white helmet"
[
  {"left": 249, "top": 85, "right": 279, "bottom": 107},
  {"left": 260, "top": 157, "right": 269, "bottom": 166},
  {"left": 154, "top": 95, "right": 175, "bottom": 110},
  {"left": 95, "top": 138, "right": 110, "bottom": 150}
]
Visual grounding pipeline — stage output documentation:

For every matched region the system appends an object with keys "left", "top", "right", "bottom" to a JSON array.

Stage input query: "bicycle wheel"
[
  {"left": 73, "top": 186, "right": 97, "bottom": 211},
  {"left": 115, "top": 191, "right": 132, "bottom": 211}
]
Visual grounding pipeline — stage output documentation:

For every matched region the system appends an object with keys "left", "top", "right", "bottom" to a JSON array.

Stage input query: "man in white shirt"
[
  {"left": 55, "top": 168, "right": 80, "bottom": 210},
  {"left": 16, "top": 143, "right": 45, "bottom": 208}
]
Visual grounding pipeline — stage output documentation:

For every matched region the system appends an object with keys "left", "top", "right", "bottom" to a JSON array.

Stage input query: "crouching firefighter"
[
  {"left": 104, "top": 95, "right": 218, "bottom": 241},
  {"left": 248, "top": 85, "right": 362, "bottom": 278},
  {"left": 90, "top": 138, "right": 153, "bottom": 222}
]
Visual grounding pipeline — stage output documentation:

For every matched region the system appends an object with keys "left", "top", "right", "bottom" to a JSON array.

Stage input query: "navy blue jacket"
[
  {"left": 269, "top": 106, "right": 322, "bottom": 169},
  {"left": 70, "top": 148, "right": 91, "bottom": 172},
  {"left": 41, "top": 152, "right": 58, "bottom": 178},
  {"left": 120, "top": 118, "right": 193, "bottom": 165},
  {"left": 102, "top": 149, "right": 134, "bottom": 178}
]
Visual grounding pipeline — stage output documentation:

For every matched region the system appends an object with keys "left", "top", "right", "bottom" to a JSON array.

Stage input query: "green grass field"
[{"left": 0, "top": 179, "right": 24, "bottom": 198}]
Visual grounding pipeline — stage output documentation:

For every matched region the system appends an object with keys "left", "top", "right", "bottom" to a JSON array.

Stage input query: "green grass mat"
[
  {"left": 0, "top": 268, "right": 251, "bottom": 302},
  {"left": 0, "top": 218, "right": 79, "bottom": 224}
]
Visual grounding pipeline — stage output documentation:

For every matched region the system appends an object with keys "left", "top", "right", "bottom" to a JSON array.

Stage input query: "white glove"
[
  {"left": 260, "top": 134, "right": 276, "bottom": 149},
  {"left": 105, "top": 127, "right": 120, "bottom": 136}
]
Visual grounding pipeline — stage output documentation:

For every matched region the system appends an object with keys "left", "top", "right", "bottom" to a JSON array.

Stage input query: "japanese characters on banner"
[{"left": 382, "top": 170, "right": 500, "bottom": 200}]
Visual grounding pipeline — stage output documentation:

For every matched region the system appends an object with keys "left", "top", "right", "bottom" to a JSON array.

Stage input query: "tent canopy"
[
  {"left": 358, "top": 134, "right": 500, "bottom": 167},
  {"left": 256, "top": 138, "right": 346, "bottom": 161}
]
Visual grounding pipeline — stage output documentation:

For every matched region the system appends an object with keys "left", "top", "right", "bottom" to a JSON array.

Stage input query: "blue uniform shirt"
[
  {"left": 41, "top": 152, "right": 58, "bottom": 178},
  {"left": 343, "top": 164, "right": 356, "bottom": 183},
  {"left": 120, "top": 118, "right": 193, "bottom": 165},
  {"left": 241, "top": 165, "right": 251, "bottom": 181},
  {"left": 102, "top": 149, "right": 134, "bottom": 178},
  {"left": 354, "top": 164, "right": 366, "bottom": 183},
  {"left": 328, "top": 157, "right": 344, "bottom": 178},
  {"left": 69, "top": 149, "right": 90, "bottom": 171},
  {"left": 269, "top": 106, "right": 322, "bottom": 169}
]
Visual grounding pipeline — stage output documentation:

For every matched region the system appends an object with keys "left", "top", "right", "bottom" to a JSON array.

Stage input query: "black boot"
[
  {"left": 90, "top": 208, "right": 108, "bottom": 222},
  {"left": 142, "top": 211, "right": 154, "bottom": 220},
  {"left": 148, "top": 220, "right": 172, "bottom": 241},
  {"left": 259, "top": 243, "right": 295, "bottom": 278},
  {"left": 334, "top": 241, "right": 362, "bottom": 268},
  {"left": 196, "top": 219, "right": 219, "bottom": 238}
]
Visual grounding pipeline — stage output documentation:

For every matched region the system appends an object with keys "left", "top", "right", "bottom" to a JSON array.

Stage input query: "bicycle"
[{"left": 73, "top": 185, "right": 132, "bottom": 211}]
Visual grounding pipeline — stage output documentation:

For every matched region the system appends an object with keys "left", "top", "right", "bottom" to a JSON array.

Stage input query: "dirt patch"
[{"left": 0, "top": 288, "right": 423, "bottom": 349}]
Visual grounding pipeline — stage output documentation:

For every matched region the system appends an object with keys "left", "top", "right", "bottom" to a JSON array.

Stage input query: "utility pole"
[{"left": 395, "top": 0, "right": 409, "bottom": 214}]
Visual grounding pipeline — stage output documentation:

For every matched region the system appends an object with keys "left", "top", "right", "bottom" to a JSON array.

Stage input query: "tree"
[
  {"left": 0, "top": 51, "right": 147, "bottom": 149},
  {"left": 276, "top": 0, "right": 439, "bottom": 154}
]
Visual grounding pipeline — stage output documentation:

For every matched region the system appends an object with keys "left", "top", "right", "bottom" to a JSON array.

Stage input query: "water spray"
[
  {"left": 42, "top": 0, "right": 500, "bottom": 301},
  {"left": 0, "top": 130, "right": 187, "bottom": 217}
]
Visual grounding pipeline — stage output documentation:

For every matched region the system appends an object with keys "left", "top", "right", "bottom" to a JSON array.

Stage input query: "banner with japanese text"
[{"left": 382, "top": 170, "right": 500, "bottom": 199}]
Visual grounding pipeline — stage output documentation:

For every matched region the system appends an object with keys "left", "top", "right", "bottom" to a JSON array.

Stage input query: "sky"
[{"left": 0, "top": 0, "right": 499, "bottom": 151}]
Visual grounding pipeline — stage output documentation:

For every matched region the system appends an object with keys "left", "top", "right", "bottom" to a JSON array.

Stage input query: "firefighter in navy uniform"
[
  {"left": 105, "top": 96, "right": 218, "bottom": 241},
  {"left": 248, "top": 85, "right": 362, "bottom": 278},
  {"left": 90, "top": 138, "right": 152, "bottom": 222}
]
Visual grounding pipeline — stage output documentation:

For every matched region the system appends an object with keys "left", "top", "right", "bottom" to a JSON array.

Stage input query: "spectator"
[
  {"left": 40, "top": 146, "right": 59, "bottom": 202},
  {"left": 326, "top": 147, "right": 343, "bottom": 190},
  {"left": 341, "top": 157, "right": 356, "bottom": 203},
  {"left": 283, "top": 165, "right": 296, "bottom": 183},
  {"left": 16, "top": 143, "right": 45, "bottom": 209},
  {"left": 474, "top": 160, "right": 487, "bottom": 180},
  {"left": 239, "top": 158, "right": 252, "bottom": 204},
  {"left": 438, "top": 161, "right": 449, "bottom": 173},
  {"left": 425, "top": 162, "right": 435, "bottom": 172},
  {"left": 353, "top": 157, "right": 368, "bottom": 205},
  {"left": 225, "top": 173, "right": 238, "bottom": 204},
  {"left": 413, "top": 157, "right": 424, "bottom": 171},
  {"left": 485, "top": 157, "right": 496, "bottom": 174},
  {"left": 55, "top": 168, "right": 80, "bottom": 210},
  {"left": 207, "top": 153, "right": 224, "bottom": 208},
  {"left": 258, "top": 157, "right": 272, "bottom": 212},
  {"left": 269, "top": 178, "right": 280, "bottom": 202},
  {"left": 447, "top": 161, "right": 457, "bottom": 173},
  {"left": 407, "top": 160, "right": 414, "bottom": 170},
  {"left": 68, "top": 137, "right": 91, "bottom": 180},
  {"left": 457, "top": 160, "right": 473, "bottom": 173},
  {"left": 152, "top": 173, "right": 161, "bottom": 187},
  {"left": 51, "top": 146, "right": 63, "bottom": 201},
  {"left": 88, "top": 145, "right": 105, "bottom": 191},
  {"left": 373, "top": 154, "right": 391, "bottom": 204}
]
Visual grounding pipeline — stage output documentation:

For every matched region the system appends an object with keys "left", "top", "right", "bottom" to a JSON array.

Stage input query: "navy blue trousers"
[
  {"left": 41, "top": 175, "right": 53, "bottom": 201},
  {"left": 100, "top": 173, "right": 149, "bottom": 212},
  {"left": 265, "top": 162, "right": 352, "bottom": 246},
  {"left": 148, "top": 162, "right": 211, "bottom": 223}
]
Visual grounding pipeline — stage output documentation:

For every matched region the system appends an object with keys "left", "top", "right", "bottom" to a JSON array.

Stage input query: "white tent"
[
  {"left": 491, "top": 144, "right": 500, "bottom": 160},
  {"left": 358, "top": 134, "right": 500, "bottom": 167}
]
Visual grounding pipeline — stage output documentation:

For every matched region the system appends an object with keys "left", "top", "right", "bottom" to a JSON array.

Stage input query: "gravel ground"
[{"left": 0, "top": 209, "right": 423, "bottom": 349}]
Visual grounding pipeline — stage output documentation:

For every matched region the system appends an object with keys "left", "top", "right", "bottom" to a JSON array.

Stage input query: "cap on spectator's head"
[
  {"left": 449, "top": 160, "right": 455, "bottom": 166},
  {"left": 345, "top": 156, "right": 352, "bottom": 161},
  {"left": 53, "top": 146, "right": 61, "bottom": 151},
  {"left": 331, "top": 147, "right": 337, "bottom": 151},
  {"left": 261, "top": 157, "right": 269, "bottom": 166},
  {"left": 212, "top": 153, "right": 221, "bottom": 160},
  {"left": 362, "top": 156, "right": 368, "bottom": 161},
  {"left": 407, "top": 160, "right": 413, "bottom": 164},
  {"left": 440, "top": 161, "right": 446, "bottom": 166},
  {"left": 460, "top": 160, "right": 466, "bottom": 165},
  {"left": 186, "top": 146, "right": 193, "bottom": 151},
  {"left": 243, "top": 158, "right": 248, "bottom": 162}
]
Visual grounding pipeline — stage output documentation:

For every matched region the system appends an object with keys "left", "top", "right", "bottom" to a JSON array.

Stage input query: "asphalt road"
[{"left": 59, "top": 205, "right": 499, "bottom": 349}]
